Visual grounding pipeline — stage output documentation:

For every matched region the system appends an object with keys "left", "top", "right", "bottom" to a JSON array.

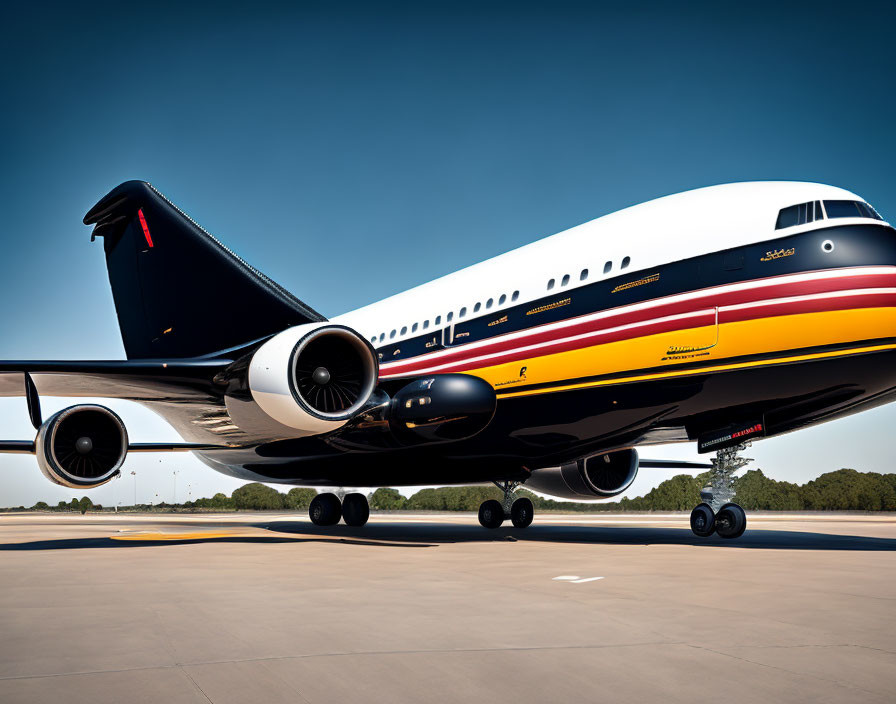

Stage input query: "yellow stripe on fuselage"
[{"left": 469, "top": 307, "right": 896, "bottom": 398}]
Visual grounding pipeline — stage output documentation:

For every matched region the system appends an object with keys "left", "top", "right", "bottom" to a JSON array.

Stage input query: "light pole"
[
  {"left": 173, "top": 470, "right": 179, "bottom": 505},
  {"left": 130, "top": 470, "right": 137, "bottom": 508}
]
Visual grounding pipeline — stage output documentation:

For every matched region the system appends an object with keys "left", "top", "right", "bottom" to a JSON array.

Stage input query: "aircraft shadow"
[
  {"left": 1, "top": 519, "right": 893, "bottom": 551},
  {"left": 261, "top": 520, "right": 896, "bottom": 551}
]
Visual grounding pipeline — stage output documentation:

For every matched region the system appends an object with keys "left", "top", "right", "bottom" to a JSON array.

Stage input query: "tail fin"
[{"left": 84, "top": 181, "right": 325, "bottom": 359}]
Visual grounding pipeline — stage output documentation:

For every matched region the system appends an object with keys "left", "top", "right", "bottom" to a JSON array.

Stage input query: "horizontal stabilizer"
[{"left": 84, "top": 181, "right": 325, "bottom": 359}]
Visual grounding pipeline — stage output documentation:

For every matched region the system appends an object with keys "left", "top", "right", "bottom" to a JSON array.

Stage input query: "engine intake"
[
  {"left": 36, "top": 404, "right": 128, "bottom": 489},
  {"left": 249, "top": 323, "right": 379, "bottom": 435},
  {"left": 525, "top": 448, "right": 639, "bottom": 500}
]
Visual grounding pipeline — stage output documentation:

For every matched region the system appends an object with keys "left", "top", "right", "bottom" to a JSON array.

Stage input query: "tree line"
[
  {"left": 370, "top": 468, "right": 896, "bottom": 512},
  {"left": 11, "top": 468, "right": 896, "bottom": 513}
]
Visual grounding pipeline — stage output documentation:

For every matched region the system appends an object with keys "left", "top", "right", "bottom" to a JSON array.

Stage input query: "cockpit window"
[
  {"left": 775, "top": 201, "right": 823, "bottom": 229},
  {"left": 824, "top": 200, "right": 883, "bottom": 221}
]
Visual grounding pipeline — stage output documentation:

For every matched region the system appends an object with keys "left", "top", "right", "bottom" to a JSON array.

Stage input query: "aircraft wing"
[
  {"left": 0, "top": 360, "right": 235, "bottom": 449},
  {"left": 0, "top": 359, "right": 230, "bottom": 401}
]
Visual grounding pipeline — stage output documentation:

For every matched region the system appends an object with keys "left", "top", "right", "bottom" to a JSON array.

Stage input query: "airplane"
[{"left": 1, "top": 179, "right": 892, "bottom": 539}]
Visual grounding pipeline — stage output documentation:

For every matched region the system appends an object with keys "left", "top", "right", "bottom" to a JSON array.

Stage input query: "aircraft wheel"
[
  {"left": 478, "top": 499, "right": 504, "bottom": 529},
  {"left": 715, "top": 502, "right": 747, "bottom": 539},
  {"left": 342, "top": 492, "right": 370, "bottom": 527},
  {"left": 510, "top": 497, "right": 534, "bottom": 528},
  {"left": 309, "top": 493, "right": 342, "bottom": 526},
  {"left": 689, "top": 503, "right": 715, "bottom": 537}
]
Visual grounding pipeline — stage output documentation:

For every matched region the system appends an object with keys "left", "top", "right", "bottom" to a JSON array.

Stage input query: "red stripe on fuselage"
[{"left": 379, "top": 268, "right": 896, "bottom": 379}]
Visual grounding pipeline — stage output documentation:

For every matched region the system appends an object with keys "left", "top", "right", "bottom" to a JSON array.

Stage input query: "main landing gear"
[
  {"left": 309, "top": 491, "right": 370, "bottom": 527},
  {"left": 478, "top": 481, "right": 535, "bottom": 529},
  {"left": 689, "top": 443, "right": 749, "bottom": 539}
]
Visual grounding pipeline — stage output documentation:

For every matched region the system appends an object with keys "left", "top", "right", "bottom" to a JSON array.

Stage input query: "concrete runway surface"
[{"left": 0, "top": 512, "right": 894, "bottom": 703}]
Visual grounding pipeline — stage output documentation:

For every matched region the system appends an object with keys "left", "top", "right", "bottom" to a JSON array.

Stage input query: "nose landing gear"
[
  {"left": 714, "top": 502, "right": 747, "bottom": 539},
  {"left": 478, "top": 481, "right": 534, "bottom": 529},
  {"left": 689, "top": 443, "right": 750, "bottom": 539}
]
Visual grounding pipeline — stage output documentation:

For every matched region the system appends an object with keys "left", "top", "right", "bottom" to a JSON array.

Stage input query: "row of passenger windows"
[
  {"left": 775, "top": 199, "right": 882, "bottom": 230},
  {"left": 371, "top": 290, "right": 521, "bottom": 343},
  {"left": 546, "top": 256, "right": 630, "bottom": 290},
  {"left": 371, "top": 254, "right": 636, "bottom": 344}
]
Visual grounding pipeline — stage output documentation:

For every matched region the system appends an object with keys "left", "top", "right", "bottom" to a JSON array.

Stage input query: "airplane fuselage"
[{"left": 185, "top": 182, "right": 896, "bottom": 488}]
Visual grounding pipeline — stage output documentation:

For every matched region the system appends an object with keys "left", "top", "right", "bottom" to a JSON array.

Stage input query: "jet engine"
[
  {"left": 249, "top": 323, "right": 379, "bottom": 435},
  {"left": 525, "top": 448, "right": 639, "bottom": 500},
  {"left": 35, "top": 404, "right": 129, "bottom": 489}
]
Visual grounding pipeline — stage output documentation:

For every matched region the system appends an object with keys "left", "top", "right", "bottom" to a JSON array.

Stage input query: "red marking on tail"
[{"left": 137, "top": 208, "right": 154, "bottom": 248}]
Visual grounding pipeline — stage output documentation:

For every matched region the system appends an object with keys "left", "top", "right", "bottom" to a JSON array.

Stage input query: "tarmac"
[{"left": 0, "top": 511, "right": 894, "bottom": 703}]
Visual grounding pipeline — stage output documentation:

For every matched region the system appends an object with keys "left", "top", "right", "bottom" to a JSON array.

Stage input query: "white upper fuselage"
[{"left": 333, "top": 182, "right": 885, "bottom": 346}]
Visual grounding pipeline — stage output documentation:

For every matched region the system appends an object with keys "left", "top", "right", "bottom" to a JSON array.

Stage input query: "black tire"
[
  {"left": 309, "top": 493, "right": 342, "bottom": 526},
  {"left": 478, "top": 499, "right": 504, "bottom": 529},
  {"left": 715, "top": 502, "right": 747, "bottom": 539},
  {"left": 510, "top": 497, "right": 534, "bottom": 528},
  {"left": 690, "top": 503, "right": 715, "bottom": 537},
  {"left": 342, "top": 492, "right": 370, "bottom": 527}
]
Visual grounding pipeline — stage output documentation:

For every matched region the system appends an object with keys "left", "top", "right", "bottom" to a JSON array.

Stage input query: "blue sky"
[{"left": 1, "top": 1, "right": 895, "bottom": 505}]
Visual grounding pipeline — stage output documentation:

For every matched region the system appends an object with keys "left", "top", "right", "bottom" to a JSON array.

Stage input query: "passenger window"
[
  {"left": 547, "top": 278, "right": 555, "bottom": 290},
  {"left": 412, "top": 323, "right": 418, "bottom": 333},
  {"left": 486, "top": 298, "right": 493, "bottom": 309},
  {"left": 603, "top": 261, "right": 612, "bottom": 274},
  {"left": 561, "top": 274, "right": 570, "bottom": 286},
  {"left": 447, "top": 312, "right": 454, "bottom": 323},
  {"left": 580, "top": 268, "right": 588, "bottom": 281},
  {"left": 459, "top": 307, "right": 467, "bottom": 318},
  {"left": 389, "top": 330, "right": 396, "bottom": 339},
  {"left": 621, "top": 256, "right": 630, "bottom": 269},
  {"left": 423, "top": 320, "right": 429, "bottom": 330},
  {"left": 400, "top": 326, "right": 407, "bottom": 335},
  {"left": 435, "top": 315, "right": 441, "bottom": 325},
  {"left": 379, "top": 333, "right": 385, "bottom": 342},
  {"left": 512, "top": 290, "right": 519, "bottom": 301},
  {"left": 474, "top": 302, "right": 481, "bottom": 313},
  {"left": 499, "top": 294, "right": 507, "bottom": 304}
]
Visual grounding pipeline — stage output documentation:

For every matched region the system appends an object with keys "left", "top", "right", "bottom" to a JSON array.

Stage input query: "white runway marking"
[{"left": 552, "top": 575, "right": 604, "bottom": 583}]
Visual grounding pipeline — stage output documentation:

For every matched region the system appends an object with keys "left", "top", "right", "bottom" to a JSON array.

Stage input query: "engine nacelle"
[
  {"left": 390, "top": 374, "right": 496, "bottom": 443},
  {"left": 525, "top": 448, "right": 639, "bottom": 500},
  {"left": 249, "top": 323, "right": 379, "bottom": 436},
  {"left": 35, "top": 404, "right": 129, "bottom": 489}
]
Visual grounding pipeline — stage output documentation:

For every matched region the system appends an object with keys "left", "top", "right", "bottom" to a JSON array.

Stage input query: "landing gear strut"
[
  {"left": 478, "top": 481, "right": 534, "bottom": 529},
  {"left": 689, "top": 443, "right": 749, "bottom": 539}
]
